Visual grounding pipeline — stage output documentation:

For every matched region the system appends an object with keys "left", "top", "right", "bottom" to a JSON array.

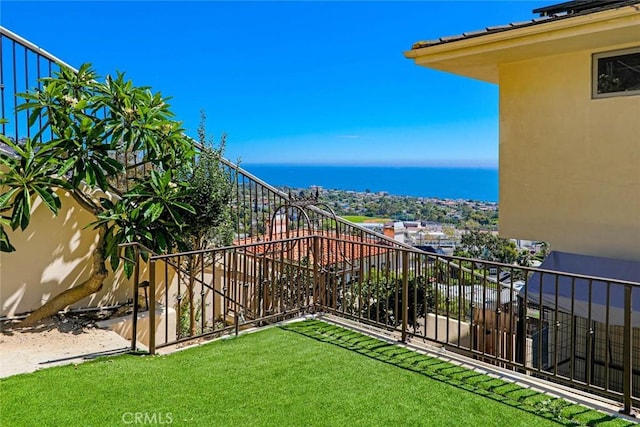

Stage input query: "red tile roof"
[{"left": 236, "top": 230, "right": 394, "bottom": 266}]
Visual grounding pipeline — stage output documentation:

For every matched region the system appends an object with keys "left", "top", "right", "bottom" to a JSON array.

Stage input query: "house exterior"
[
  {"left": 404, "top": 0, "right": 640, "bottom": 262},
  {"left": 405, "top": 1, "right": 640, "bottom": 404},
  {"left": 383, "top": 221, "right": 406, "bottom": 243}
]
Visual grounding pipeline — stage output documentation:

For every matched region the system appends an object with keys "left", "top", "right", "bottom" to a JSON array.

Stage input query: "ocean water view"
[{"left": 242, "top": 164, "right": 498, "bottom": 202}]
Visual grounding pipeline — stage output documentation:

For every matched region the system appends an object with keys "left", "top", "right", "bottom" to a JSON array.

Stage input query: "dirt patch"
[{"left": 0, "top": 312, "right": 131, "bottom": 378}]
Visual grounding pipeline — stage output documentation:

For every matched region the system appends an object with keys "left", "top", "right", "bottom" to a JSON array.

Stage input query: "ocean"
[{"left": 242, "top": 164, "right": 498, "bottom": 202}]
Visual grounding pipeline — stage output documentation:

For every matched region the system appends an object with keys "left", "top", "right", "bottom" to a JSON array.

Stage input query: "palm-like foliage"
[
  {"left": 0, "top": 135, "right": 67, "bottom": 239},
  {"left": 0, "top": 64, "right": 206, "bottom": 325}
]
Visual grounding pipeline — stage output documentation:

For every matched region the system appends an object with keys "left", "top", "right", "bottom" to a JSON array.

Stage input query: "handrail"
[
  {"left": 0, "top": 26, "right": 78, "bottom": 73},
  {"left": 119, "top": 242, "right": 244, "bottom": 298},
  {"left": 206, "top": 146, "right": 408, "bottom": 249},
  {"left": 102, "top": 237, "right": 640, "bottom": 408},
  {"left": 120, "top": 241, "right": 253, "bottom": 351},
  {"left": 1, "top": 24, "right": 410, "bottom": 252},
  {"left": 433, "top": 251, "right": 640, "bottom": 287},
  {"left": 0, "top": 26, "right": 283, "bottom": 201},
  {"left": 151, "top": 235, "right": 640, "bottom": 288},
  {"left": 218, "top": 157, "right": 290, "bottom": 200},
  {"left": 1, "top": 23, "right": 478, "bottom": 298}
]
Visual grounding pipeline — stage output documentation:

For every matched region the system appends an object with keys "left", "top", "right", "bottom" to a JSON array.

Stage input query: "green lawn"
[
  {"left": 0, "top": 320, "right": 633, "bottom": 426},
  {"left": 342, "top": 215, "right": 391, "bottom": 224}
]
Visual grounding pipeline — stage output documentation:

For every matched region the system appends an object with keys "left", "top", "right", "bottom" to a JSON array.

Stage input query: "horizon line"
[{"left": 240, "top": 162, "right": 499, "bottom": 169}]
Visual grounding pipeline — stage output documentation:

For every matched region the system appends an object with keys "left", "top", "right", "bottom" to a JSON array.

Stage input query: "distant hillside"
[{"left": 282, "top": 187, "right": 498, "bottom": 230}]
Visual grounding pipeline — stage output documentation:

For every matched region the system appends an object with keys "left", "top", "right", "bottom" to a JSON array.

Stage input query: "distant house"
[
  {"left": 405, "top": 0, "right": 640, "bottom": 262},
  {"left": 403, "top": 221, "right": 421, "bottom": 229},
  {"left": 383, "top": 221, "right": 406, "bottom": 243}
]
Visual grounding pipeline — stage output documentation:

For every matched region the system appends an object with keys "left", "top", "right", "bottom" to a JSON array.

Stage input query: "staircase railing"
[
  {"left": 118, "top": 241, "right": 262, "bottom": 352},
  {"left": 1, "top": 25, "right": 403, "bottom": 248},
  {"left": 1, "top": 26, "right": 70, "bottom": 147}
]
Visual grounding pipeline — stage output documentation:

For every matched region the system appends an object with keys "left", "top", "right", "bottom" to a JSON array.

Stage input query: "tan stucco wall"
[
  {"left": 0, "top": 190, "right": 133, "bottom": 317},
  {"left": 499, "top": 42, "right": 640, "bottom": 261}
]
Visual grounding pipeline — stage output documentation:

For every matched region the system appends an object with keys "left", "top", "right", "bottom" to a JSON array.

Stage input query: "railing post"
[
  {"left": 620, "top": 284, "right": 634, "bottom": 416},
  {"left": 235, "top": 313, "right": 240, "bottom": 336},
  {"left": 131, "top": 245, "right": 140, "bottom": 352},
  {"left": 401, "top": 250, "right": 409, "bottom": 343},
  {"left": 515, "top": 295, "right": 526, "bottom": 368},
  {"left": 313, "top": 236, "right": 322, "bottom": 313},
  {"left": 148, "top": 259, "right": 157, "bottom": 355}
]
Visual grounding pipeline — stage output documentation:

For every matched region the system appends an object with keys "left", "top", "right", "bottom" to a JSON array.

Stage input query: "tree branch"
[{"left": 70, "top": 188, "right": 101, "bottom": 216}]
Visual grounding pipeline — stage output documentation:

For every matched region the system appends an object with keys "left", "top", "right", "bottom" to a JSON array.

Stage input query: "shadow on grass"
[{"left": 281, "top": 320, "right": 635, "bottom": 427}]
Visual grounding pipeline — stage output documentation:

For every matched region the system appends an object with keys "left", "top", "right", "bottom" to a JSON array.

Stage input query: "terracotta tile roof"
[
  {"left": 236, "top": 231, "right": 394, "bottom": 266},
  {"left": 411, "top": 0, "right": 640, "bottom": 50}
]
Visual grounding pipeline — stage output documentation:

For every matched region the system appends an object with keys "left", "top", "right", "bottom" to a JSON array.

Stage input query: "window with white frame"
[{"left": 592, "top": 47, "right": 640, "bottom": 98}]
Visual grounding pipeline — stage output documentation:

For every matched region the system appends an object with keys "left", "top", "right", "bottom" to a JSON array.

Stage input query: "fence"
[
  {"left": 1, "top": 27, "right": 64, "bottom": 147},
  {"left": 0, "top": 25, "right": 402, "bottom": 248},
  {"left": 136, "top": 236, "right": 638, "bottom": 413}
]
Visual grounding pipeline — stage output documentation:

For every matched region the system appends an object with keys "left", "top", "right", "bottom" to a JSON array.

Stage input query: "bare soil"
[{"left": 0, "top": 312, "right": 131, "bottom": 378}]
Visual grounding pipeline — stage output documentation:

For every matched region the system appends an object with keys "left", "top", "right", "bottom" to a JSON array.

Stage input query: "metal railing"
[
  {"left": 0, "top": 25, "right": 402, "bottom": 247},
  {"left": 0, "top": 27, "right": 68, "bottom": 146},
  {"left": 219, "top": 159, "right": 408, "bottom": 245},
  {"left": 141, "top": 235, "right": 639, "bottom": 413},
  {"left": 143, "top": 237, "right": 318, "bottom": 349}
]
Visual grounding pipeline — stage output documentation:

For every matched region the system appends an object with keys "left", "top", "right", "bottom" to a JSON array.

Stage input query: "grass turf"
[
  {"left": 342, "top": 215, "right": 392, "bottom": 224},
  {"left": 0, "top": 320, "right": 634, "bottom": 426}
]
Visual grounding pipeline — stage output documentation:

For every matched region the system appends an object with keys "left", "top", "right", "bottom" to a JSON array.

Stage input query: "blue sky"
[{"left": 2, "top": 1, "right": 554, "bottom": 167}]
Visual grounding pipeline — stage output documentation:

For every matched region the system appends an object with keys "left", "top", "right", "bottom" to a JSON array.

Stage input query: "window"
[{"left": 592, "top": 47, "right": 640, "bottom": 98}]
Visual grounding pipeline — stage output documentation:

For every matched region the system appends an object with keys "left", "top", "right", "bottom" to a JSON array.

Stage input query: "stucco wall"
[
  {"left": 0, "top": 190, "right": 133, "bottom": 317},
  {"left": 499, "top": 42, "right": 640, "bottom": 261}
]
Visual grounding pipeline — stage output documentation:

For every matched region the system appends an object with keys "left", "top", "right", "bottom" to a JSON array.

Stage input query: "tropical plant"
[
  {"left": 0, "top": 64, "right": 209, "bottom": 326},
  {"left": 338, "top": 268, "right": 428, "bottom": 329},
  {"left": 174, "top": 112, "right": 234, "bottom": 336}
]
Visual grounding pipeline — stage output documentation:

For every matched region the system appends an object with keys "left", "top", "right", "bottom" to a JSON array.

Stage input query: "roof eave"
[{"left": 404, "top": 4, "right": 640, "bottom": 83}]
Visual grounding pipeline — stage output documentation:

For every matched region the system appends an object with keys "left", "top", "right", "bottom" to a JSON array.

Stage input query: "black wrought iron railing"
[
  {"left": 0, "top": 25, "right": 401, "bottom": 247},
  {"left": 0, "top": 27, "right": 66, "bottom": 147},
  {"left": 140, "top": 236, "right": 639, "bottom": 413}
]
